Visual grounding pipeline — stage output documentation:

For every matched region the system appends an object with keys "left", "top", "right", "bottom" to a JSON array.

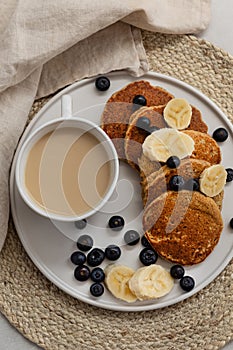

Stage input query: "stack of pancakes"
[{"left": 101, "top": 80, "right": 224, "bottom": 265}]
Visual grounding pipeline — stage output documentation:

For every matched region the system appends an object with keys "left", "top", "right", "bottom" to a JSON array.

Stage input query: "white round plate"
[{"left": 10, "top": 72, "right": 233, "bottom": 312}]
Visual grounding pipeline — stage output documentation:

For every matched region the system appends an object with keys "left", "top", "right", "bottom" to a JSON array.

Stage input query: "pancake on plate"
[
  {"left": 124, "top": 105, "right": 166, "bottom": 170},
  {"left": 141, "top": 158, "right": 224, "bottom": 210},
  {"left": 182, "top": 130, "right": 221, "bottom": 165},
  {"left": 143, "top": 190, "right": 223, "bottom": 265},
  {"left": 138, "top": 129, "right": 221, "bottom": 182},
  {"left": 124, "top": 103, "right": 208, "bottom": 170},
  {"left": 101, "top": 80, "right": 173, "bottom": 158}
]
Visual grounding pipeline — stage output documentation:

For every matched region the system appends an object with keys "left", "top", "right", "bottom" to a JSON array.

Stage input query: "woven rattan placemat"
[{"left": 0, "top": 31, "right": 232, "bottom": 350}]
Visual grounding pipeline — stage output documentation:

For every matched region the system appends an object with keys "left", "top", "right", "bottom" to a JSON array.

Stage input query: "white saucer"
[{"left": 10, "top": 72, "right": 233, "bottom": 312}]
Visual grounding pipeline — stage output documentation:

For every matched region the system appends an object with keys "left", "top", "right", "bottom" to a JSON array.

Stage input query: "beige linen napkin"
[{"left": 0, "top": 0, "right": 210, "bottom": 251}]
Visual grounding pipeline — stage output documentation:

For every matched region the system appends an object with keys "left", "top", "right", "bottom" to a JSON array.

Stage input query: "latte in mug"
[{"left": 24, "top": 126, "right": 112, "bottom": 217}]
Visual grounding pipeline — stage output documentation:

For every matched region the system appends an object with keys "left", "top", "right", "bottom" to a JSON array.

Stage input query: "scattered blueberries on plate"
[
  {"left": 184, "top": 178, "right": 200, "bottom": 191},
  {"left": 169, "top": 175, "right": 185, "bottom": 191},
  {"left": 105, "top": 245, "right": 121, "bottom": 261},
  {"left": 70, "top": 251, "right": 86, "bottom": 265},
  {"left": 132, "top": 95, "right": 147, "bottom": 107},
  {"left": 170, "top": 265, "right": 185, "bottom": 279},
  {"left": 75, "top": 219, "right": 87, "bottom": 230},
  {"left": 74, "top": 265, "right": 90, "bottom": 281},
  {"left": 87, "top": 248, "right": 105, "bottom": 267},
  {"left": 90, "top": 267, "right": 105, "bottom": 283},
  {"left": 136, "top": 116, "right": 151, "bottom": 131},
  {"left": 212, "top": 127, "right": 228, "bottom": 142},
  {"left": 135, "top": 117, "right": 159, "bottom": 134},
  {"left": 180, "top": 276, "right": 195, "bottom": 292},
  {"left": 147, "top": 125, "right": 159, "bottom": 134},
  {"left": 95, "top": 76, "right": 110, "bottom": 91},
  {"left": 230, "top": 218, "right": 233, "bottom": 229},
  {"left": 139, "top": 247, "right": 158, "bottom": 266},
  {"left": 141, "top": 235, "right": 152, "bottom": 248},
  {"left": 226, "top": 168, "right": 233, "bottom": 182},
  {"left": 77, "top": 234, "right": 93, "bottom": 252},
  {"left": 90, "top": 283, "right": 104, "bottom": 297},
  {"left": 124, "top": 230, "right": 140, "bottom": 246},
  {"left": 166, "top": 156, "right": 180, "bottom": 169},
  {"left": 108, "top": 215, "right": 125, "bottom": 231}
]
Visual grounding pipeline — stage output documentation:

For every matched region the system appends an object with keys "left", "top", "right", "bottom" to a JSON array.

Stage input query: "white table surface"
[{"left": 1, "top": 1, "right": 232, "bottom": 349}]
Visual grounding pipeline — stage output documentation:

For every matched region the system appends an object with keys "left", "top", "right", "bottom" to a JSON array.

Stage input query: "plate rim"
[{"left": 10, "top": 71, "right": 233, "bottom": 312}]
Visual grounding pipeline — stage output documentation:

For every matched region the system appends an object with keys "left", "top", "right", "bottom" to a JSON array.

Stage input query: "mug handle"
[{"left": 61, "top": 94, "right": 72, "bottom": 119}]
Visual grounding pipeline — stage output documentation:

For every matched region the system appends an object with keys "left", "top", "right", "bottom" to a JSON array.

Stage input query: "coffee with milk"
[{"left": 24, "top": 127, "right": 111, "bottom": 217}]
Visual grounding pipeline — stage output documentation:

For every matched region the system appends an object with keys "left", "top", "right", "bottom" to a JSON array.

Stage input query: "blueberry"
[
  {"left": 77, "top": 235, "right": 93, "bottom": 252},
  {"left": 124, "top": 230, "right": 140, "bottom": 246},
  {"left": 147, "top": 125, "right": 159, "bottom": 134},
  {"left": 180, "top": 276, "right": 195, "bottom": 292},
  {"left": 212, "top": 127, "right": 228, "bottom": 142},
  {"left": 139, "top": 247, "right": 158, "bottom": 266},
  {"left": 226, "top": 168, "right": 233, "bottom": 182},
  {"left": 170, "top": 265, "right": 185, "bottom": 279},
  {"left": 87, "top": 248, "right": 105, "bottom": 267},
  {"left": 108, "top": 215, "right": 125, "bottom": 231},
  {"left": 166, "top": 156, "right": 180, "bottom": 169},
  {"left": 74, "top": 219, "right": 87, "bottom": 229},
  {"left": 70, "top": 251, "right": 86, "bottom": 265},
  {"left": 132, "top": 95, "right": 147, "bottom": 111},
  {"left": 141, "top": 235, "right": 152, "bottom": 248},
  {"left": 169, "top": 175, "right": 185, "bottom": 191},
  {"left": 133, "top": 95, "right": 147, "bottom": 106},
  {"left": 136, "top": 117, "right": 151, "bottom": 131},
  {"left": 135, "top": 117, "right": 159, "bottom": 134},
  {"left": 230, "top": 218, "right": 233, "bottom": 229},
  {"left": 184, "top": 178, "right": 200, "bottom": 191},
  {"left": 74, "top": 265, "right": 90, "bottom": 281},
  {"left": 105, "top": 245, "right": 121, "bottom": 261},
  {"left": 95, "top": 76, "right": 110, "bottom": 91},
  {"left": 90, "top": 283, "right": 104, "bottom": 297},
  {"left": 90, "top": 267, "right": 105, "bottom": 283}
]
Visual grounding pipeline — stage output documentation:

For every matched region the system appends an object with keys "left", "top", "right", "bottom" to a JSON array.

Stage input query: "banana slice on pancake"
[
  {"left": 164, "top": 98, "right": 192, "bottom": 130},
  {"left": 200, "top": 164, "right": 227, "bottom": 197},
  {"left": 142, "top": 128, "right": 194, "bottom": 163}
]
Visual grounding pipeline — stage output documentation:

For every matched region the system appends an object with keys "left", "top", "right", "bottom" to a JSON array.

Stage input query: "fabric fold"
[
  {"left": 0, "top": 67, "right": 42, "bottom": 250},
  {"left": 36, "top": 24, "right": 148, "bottom": 99},
  {"left": 0, "top": 0, "right": 211, "bottom": 95}
]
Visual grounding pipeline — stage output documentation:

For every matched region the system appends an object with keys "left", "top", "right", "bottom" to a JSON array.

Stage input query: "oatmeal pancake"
[
  {"left": 125, "top": 105, "right": 166, "bottom": 170},
  {"left": 141, "top": 159, "right": 223, "bottom": 210},
  {"left": 182, "top": 130, "right": 221, "bottom": 165},
  {"left": 183, "top": 105, "right": 208, "bottom": 133},
  {"left": 101, "top": 80, "right": 173, "bottom": 158},
  {"left": 138, "top": 129, "right": 221, "bottom": 183},
  {"left": 143, "top": 191, "right": 223, "bottom": 265},
  {"left": 125, "top": 103, "right": 208, "bottom": 170}
]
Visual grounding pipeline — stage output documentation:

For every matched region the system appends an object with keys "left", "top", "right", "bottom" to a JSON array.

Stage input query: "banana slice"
[
  {"left": 128, "top": 264, "right": 174, "bottom": 300},
  {"left": 142, "top": 128, "right": 194, "bottom": 162},
  {"left": 104, "top": 264, "right": 137, "bottom": 303},
  {"left": 163, "top": 98, "right": 192, "bottom": 130},
  {"left": 199, "top": 164, "right": 227, "bottom": 197}
]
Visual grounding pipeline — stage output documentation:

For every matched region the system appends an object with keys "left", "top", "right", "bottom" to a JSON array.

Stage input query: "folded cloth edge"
[{"left": 36, "top": 24, "right": 149, "bottom": 99}]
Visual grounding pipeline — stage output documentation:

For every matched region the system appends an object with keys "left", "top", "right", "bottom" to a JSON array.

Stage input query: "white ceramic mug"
[{"left": 15, "top": 94, "right": 119, "bottom": 222}]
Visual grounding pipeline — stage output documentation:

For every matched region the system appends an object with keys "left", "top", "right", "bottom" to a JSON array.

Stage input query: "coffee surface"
[{"left": 25, "top": 127, "right": 111, "bottom": 216}]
